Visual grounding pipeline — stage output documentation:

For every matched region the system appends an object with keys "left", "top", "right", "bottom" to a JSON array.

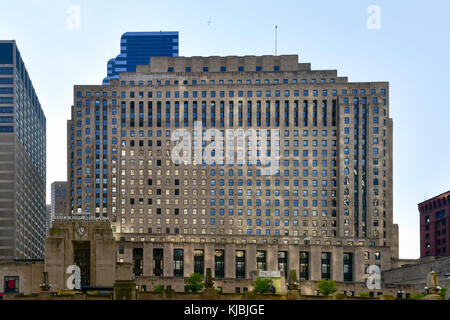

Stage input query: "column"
[
  {"left": 288, "top": 244, "right": 299, "bottom": 281},
  {"left": 310, "top": 246, "right": 321, "bottom": 281},
  {"left": 163, "top": 242, "right": 173, "bottom": 277},
  {"left": 184, "top": 243, "right": 194, "bottom": 277},
  {"left": 246, "top": 243, "right": 257, "bottom": 279},
  {"left": 267, "top": 244, "right": 278, "bottom": 271},
  {"left": 143, "top": 242, "right": 153, "bottom": 276},
  {"left": 225, "top": 243, "right": 236, "bottom": 278}
]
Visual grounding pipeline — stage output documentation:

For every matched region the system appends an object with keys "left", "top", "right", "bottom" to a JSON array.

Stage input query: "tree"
[
  {"left": 253, "top": 278, "right": 272, "bottom": 295},
  {"left": 317, "top": 279, "right": 339, "bottom": 296},
  {"left": 185, "top": 273, "right": 204, "bottom": 293}
]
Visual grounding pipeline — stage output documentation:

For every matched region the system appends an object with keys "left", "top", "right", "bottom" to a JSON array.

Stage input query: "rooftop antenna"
[{"left": 275, "top": 26, "right": 278, "bottom": 56}]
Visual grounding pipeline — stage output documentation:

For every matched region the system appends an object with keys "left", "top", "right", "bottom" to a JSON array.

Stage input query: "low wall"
[
  {"left": 2, "top": 292, "right": 113, "bottom": 300},
  {"left": 299, "top": 280, "right": 415, "bottom": 297}
]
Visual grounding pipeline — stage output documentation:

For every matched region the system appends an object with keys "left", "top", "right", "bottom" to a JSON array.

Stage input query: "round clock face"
[{"left": 76, "top": 226, "right": 86, "bottom": 236}]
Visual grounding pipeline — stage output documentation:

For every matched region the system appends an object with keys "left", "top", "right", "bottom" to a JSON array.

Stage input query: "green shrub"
[
  {"left": 253, "top": 278, "right": 272, "bottom": 295},
  {"left": 317, "top": 279, "right": 339, "bottom": 296},
  {"left": 165, "top": 289, "right": 175, "bottom": 298},
  {"left": 409, "top": 292, "right": 426, "bottom": 300},
  {"left": 153, "top": 285, "right": 164, "bottom": 293},
  {"left": 439, "top": 288, "right": 447, "bottom": 299},
  {"left": 185, "top": 273, "right": 204, "bottom": 293},
  {"left": 358, "top": 292, "right": 370, "bottom": 297}
]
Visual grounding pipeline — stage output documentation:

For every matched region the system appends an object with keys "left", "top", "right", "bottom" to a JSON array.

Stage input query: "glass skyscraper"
[
  {"left": 102, "top": 32, "right": 179, "bottom": 85},
  {"left": 0, "top": 40, "right": 46, "bottom": 260}
]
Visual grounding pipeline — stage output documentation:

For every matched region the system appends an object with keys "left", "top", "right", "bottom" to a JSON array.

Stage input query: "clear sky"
[{"left": 1, "top": 0, "right": 449, "bottom": 259}]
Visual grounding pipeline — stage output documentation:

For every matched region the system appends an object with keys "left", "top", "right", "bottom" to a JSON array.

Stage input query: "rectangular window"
[
  {"left": 0, "top": 116, "right": 13, "bottom": 123},
  {"left": 173, "top": 249, "right": 184, "bottom": 278},
  {"left": 215, "top": 250, "right": 225, "bottom": 278},
  {"left": 343, "top": 253, "right": 353, "bottom": 282},
  {"left": 0, "top": 78, "right": 13, "bottom": 85},
  {"left": 194, "top": 249, "right": 205, "bottom": 275},
  {"left": 0, "top": 97, "right": 13, "bottom": 104},
  {"left": 278, "top": 251, "right": 288, "bottom": 278},
  {"left": 303, "top": 101, "right": 308, "bottom": 126},
  {"left": 153, "top": 248, "right": 163, "bottom": 277},
  {"left": 0, "top": 107, "right": 13, "bottom": 113},
  {"left": 0, "top": 87, "right": 13, "bottom": 94},
  {"left": 321, "top": 252, "right": 331, "bottom": 280},
  {"left": 133, "top": 248, "right": 143, "bottom": 277},
  {"left": 236, "top": 250, "right": 245, "bottom": 279},
  {"left": 257, "top": 250, "right": 267, "bottom": 271},
  {"left": 299, "top": 252, "right": 309, "bottom": 280},
  {"left": 3, "top": 276, "right": 19, "bottom": 294},
  {"left": 0, "top": 67, "right": 13, "bottom": 74}
]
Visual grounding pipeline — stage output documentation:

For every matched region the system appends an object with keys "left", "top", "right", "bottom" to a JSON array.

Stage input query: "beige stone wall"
[
  {"left": 117, "top": 240, "right": 393, "bottom": 283},
  {"left": 0, "top": 261, "right": 43, "bottom": 295},
  {"left": 44, "top": 221, "right": 116, "bottom": 292},
  {"left": 383, "top": 256, "right": 450, "bottom": 294},
  {"left": 300, "top": 280, "right": 414, "bottom": 297}
]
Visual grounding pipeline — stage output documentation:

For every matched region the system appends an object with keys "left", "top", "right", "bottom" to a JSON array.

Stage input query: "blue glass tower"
[{"left": 103, "top": 32, "right": 179, "bottom": 85}]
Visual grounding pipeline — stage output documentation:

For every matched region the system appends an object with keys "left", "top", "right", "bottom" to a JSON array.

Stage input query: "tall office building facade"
[
  {"left": 0, "top": 41, "right": 46, "bottom": 260},
  {"left": 103, "top": 32, "right": 179, "bottom": 85},
  {"left": 68, "top": 55, "right": 397, "bottom": 284},
  {"left": 50, "top": 181, "right": 67, "bottom": 225}
]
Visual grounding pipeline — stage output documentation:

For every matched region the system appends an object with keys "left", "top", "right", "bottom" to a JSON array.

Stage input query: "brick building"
[{"left": 419, "top": 191, "right": 450, "bottom": 257}]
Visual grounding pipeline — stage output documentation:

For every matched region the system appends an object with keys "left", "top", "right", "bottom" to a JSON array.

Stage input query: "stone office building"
[{"left": 67, "top": 54, "right": 397, "bottom": 289}]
